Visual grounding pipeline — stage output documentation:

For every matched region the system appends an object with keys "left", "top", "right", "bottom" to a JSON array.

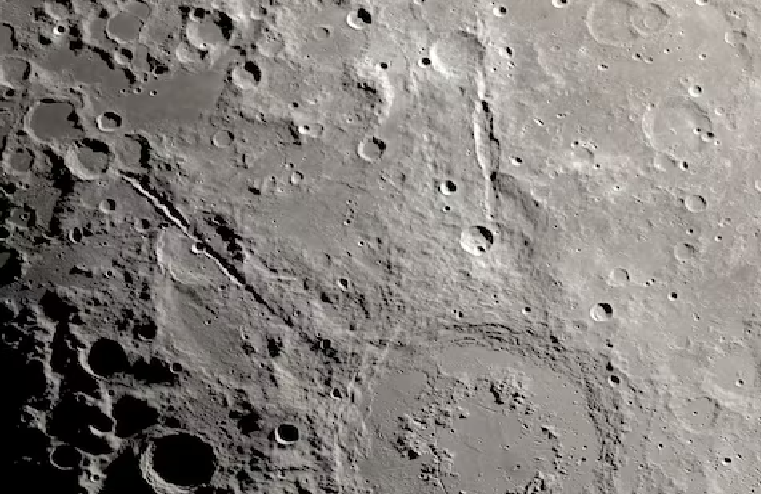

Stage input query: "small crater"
[
  {"left": 231, "top": 60, "right": 262, "bottom": 89},
  {"left": 87, "top": 337, "right": 130, "bottom": 377},
  {"left": 688, "top": 84, "right": 703, "bottom": 97},
  {"left": 0, "top": 23, "right": 15, "bottom": 53},
  {"left": 430, "top": 30, "right": 485, "bottom": 79},
  {"left": 439, "top": 179, "right": 457, "bottom": 195},
  {"left": 29, "top": 99, "right": 82, "bottom": 142},
  {"left": 70, "top": 138, "right": 112, "bottom": 178},
  {"left": 357, "top": 136, "right": 386, "bottom": 161},
  {"left": 684, "top": 194, "right": 706, "bottom": 212},
  {"left": 7, "top": 205, "right": 36, "bottom": 229},
  {"left": 672, "top": 395, "right": 719, "bottom": 432},
  {"left": 132, "top": 356, "right": 176, "bottom": 385},
  {"left": 107, "top": 11, "right": 144, "bottom": 43},
  {"left": 460, "top": 225, "right": 495, "bottom": 256},
  {"left": 128, "top": 1, "right": 152, "bottom": 20},
  {"left": 135, "top": 218, "right": 151, "bottom": 232},
  {"left": 273, "top": 423, "right": 300, "bottom": 445},
  {"left": 347, "top": 7, "right": 373, "bottom": 30},
  {"left": 115, "top": 47, "right": 134, "bottom": 65},
  {"left": 642, "top": 97, "right": 713, "bottom": 160},
  {"left": 674, "top": 242, "right": 698, "bottom": 262},
  {"left": 289, "top": 170, "right": 304, "bottom": 185},
  {"left": 236, "top": 409, "right": 262, "bottom": 434},
  {"left": 50, "top": 444, "right": 82, "bottom": 470},
  {"left": 243, "top": 60, "right": 261, "bottom": 81},
  {"left": 297, "top": 123, "right": 324, "bottom": 138},
  {"left": 97, "top": 111, "right": 123, "bottom": 132},
  {"left": 0, "top": 247, "right": 23, "bottom": 285},
  {"left": 267, "top": 337, "right": 283, "bottom": 357},
  {"left": 0, "top": 84, "right": 17, "bottom": 100},
  {"left": 313, "top": 26, "right": 331, "bottom": 40},
  {"left": 5, "top": 147, "right": 34, "bottom": 173},
  {"left": 586, "top": 0, "right": 637, "bottom": 47},
  {"left": 0, "top": 57, "right": 31, "bottom": 84},
  {"left": 68, "top": 227, "right": 83, "bottom": 243},
  {"left": 590, "top": 302, "right": 613, "bottom": 322},
  {"left": 211, "top": 129, "right": 234, "bottom": 148},
  {"left": 149, "top": 433, "right": 217, "bottom": 487},
  {"left": 185, "top": 9, "right": 234, "bottom": 51},
  {"left": 493, "top": 5, "right": 508, "bottom": 16},
  {"left": 133, "top": 320, "right": 158, "bottom": 340},
  {"left": 99, "top": 198, "right": 117, "bottom": 213},
  {"left": 113, "top": 394, "right": 159, "bottom": 437},
  {"left": 629, "top": 3, "right": 669, "bottom": 36},
  {"left": 608, "top": 267, "right": 630, "bottom": 285},
  {"left": 190, "top": 7, "right": 208, "bottom": 21},
  {"left": 357, "top": 7, "right": 372, "bottom": 24}
]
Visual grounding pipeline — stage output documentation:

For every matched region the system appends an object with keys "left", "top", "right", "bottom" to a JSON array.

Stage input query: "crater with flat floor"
[{"left": 360, "top": 328, "right": 633, "bottom": 494}]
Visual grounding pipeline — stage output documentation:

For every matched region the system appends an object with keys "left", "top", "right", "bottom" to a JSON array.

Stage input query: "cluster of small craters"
[
  {"left": 0, "top": 277, "right": 325, "bottom": 494},
  {"left": 0, "top": 0, "right": 331, "bottom": 484},
  {"left": 0, "top": 287, "right": 179, "bottom": 492}
]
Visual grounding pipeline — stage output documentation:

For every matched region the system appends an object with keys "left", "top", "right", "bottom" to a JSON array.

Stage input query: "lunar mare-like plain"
[{"left": 3, "top": 0, "right": 761, "bottom": 493}]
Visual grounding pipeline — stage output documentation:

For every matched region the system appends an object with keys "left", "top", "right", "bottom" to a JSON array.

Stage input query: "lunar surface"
[{"left": 3, "top": 0, "right": 761, "bottom": 493}]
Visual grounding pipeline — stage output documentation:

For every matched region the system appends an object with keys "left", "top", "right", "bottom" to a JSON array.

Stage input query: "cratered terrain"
[{"left": 0, "top": 0, "right": 759, "bottom": 493}]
